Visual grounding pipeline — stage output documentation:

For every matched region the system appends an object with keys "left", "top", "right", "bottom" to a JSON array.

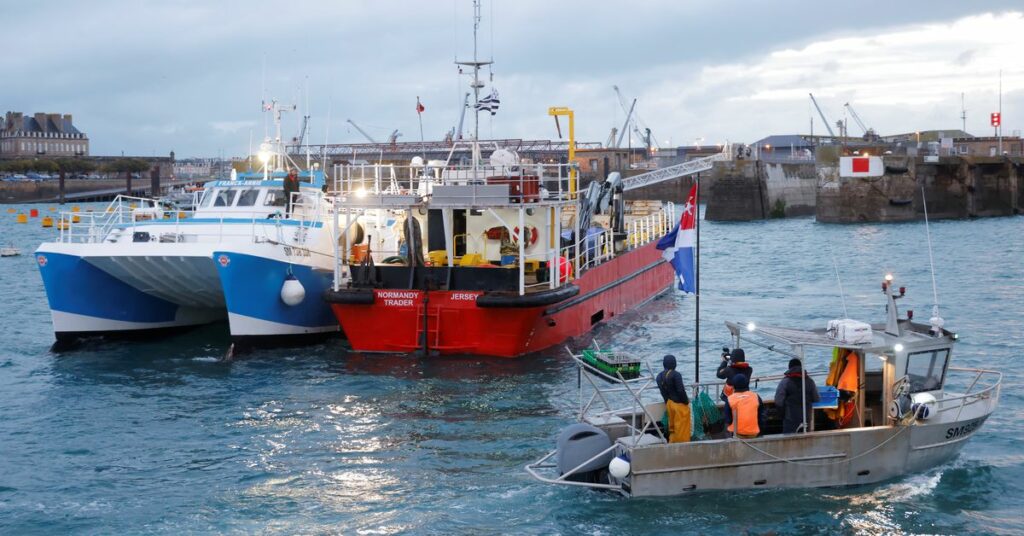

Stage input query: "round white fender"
[
  {"left": 280, "top": 275, "right": 305, "bottom": 306},
  {"left": 608, "top": 455, "right": 631, "bottom": 479}
]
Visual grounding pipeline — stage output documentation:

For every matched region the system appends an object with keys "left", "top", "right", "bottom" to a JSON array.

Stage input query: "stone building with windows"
[{"left": 0, "top": 111, "right": 89, "bottom": 157}]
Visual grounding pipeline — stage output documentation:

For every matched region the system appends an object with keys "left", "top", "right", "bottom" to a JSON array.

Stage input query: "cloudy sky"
[{"left": 3, "top": 1, "right": 1022, "bottom": 157}]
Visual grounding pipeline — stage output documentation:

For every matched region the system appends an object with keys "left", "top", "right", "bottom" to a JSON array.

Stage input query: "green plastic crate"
[{"left": 581, "top": 349, "right": 641, "bottom": 380}]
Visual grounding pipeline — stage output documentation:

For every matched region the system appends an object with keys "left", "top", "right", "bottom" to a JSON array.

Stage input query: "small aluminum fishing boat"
[{"left": 526, "top": 275, "right": 1001, "bottom": 497}]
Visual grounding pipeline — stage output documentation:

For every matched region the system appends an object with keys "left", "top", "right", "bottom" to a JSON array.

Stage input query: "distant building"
[
  {"left": 952, "top": 136, "right": 1023, "bottom": 157},
  {"left": 751, "top": 134, "right": 817, "bottom": 162},
  {"left": 0, "top": 111, "right": 89, "bottom": 157}
]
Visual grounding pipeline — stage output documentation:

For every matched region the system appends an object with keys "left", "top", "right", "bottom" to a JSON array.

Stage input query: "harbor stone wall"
[
  {"left": 816, "top": 155, "right": 1023, "bottom": 223},
  {"left": 705, "top": 160, "right": 768, "bottom": 221},
  {"left": 763, "top": 162, "right": 817, "bottom": 217}
]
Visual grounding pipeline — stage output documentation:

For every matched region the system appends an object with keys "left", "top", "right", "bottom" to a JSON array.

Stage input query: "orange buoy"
[
  {"left": 16, "top": 213, "right": 28, "bottom": 224},
  {"left": 30, "top": 208, "right": 39, "bottom": 218},
  {"left": 56, "top": 219, "right": 70, "bottom": 230},
  {"left": 72, "top": 215, "right": 81, "bottom": 223},
  {"left": 41, "top": 216, "right": 54, "bottom": 228},
  {"left": 177, "top": 211, "right": 187, "bottom": 219},
  {"left": 6, "top": 208, "right": 15, "bottom": 214},
  {"left": 49, "top": 206, "right": 56, "bottom": 212}
]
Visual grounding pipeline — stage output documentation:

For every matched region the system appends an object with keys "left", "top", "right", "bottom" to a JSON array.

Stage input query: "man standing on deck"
[
  {"left": 774, "top": 358, "right": 820, "bottom": 434},
  {"left": 283, "top": 168, "right": 300, "bottom": 217},
  {"left": 656, "top": 354, "right": 691, "bottom": 443}
]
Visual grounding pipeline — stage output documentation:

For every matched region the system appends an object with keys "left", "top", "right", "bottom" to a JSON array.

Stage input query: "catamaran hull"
[
  {"left": 325, "top": 241, "right": 673, "bottom": 357},
  {"left": 36, "top": 250, "right": 225, "bottom": 344},
  {"left": 214, "top": 249, "right": 339, "bottom": 343}
]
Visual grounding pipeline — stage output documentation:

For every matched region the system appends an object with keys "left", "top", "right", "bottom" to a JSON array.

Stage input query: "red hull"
[{"left": 330, "top": 241, "right": 672, "bottom": 357}]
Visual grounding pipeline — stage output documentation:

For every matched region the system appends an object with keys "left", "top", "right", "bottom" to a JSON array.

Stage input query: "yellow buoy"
[
  {"left": 49, "top": 206, "right": 56, "bottom": 212},
  {"left": 178, "top": 211, "right": 187, "bottom": 219},
  {"left": 129, "top": 203, "right": 137, "bottom": 209},
  {"left": 41, "top": 216, "right": 54, "bottom": 228},
  {"left": 71, "top": 206, "right": 80, "bottom": 213},
  {"left": 57, "top": 219, "right": 70, "bottom": 230},
  {"left": 6, "top": 208, "right": 15, "bottom": 214},
  {"left": 72, "top": 215, "right": 81, "bottom": 223},
  {"left": 16, "top": 213, "right": 28, "bottom": 224}
]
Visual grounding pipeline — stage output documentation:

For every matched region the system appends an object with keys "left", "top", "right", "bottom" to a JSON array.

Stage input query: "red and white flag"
[{"left": 416, "top": 97, "right": 425, "bottom": 114}]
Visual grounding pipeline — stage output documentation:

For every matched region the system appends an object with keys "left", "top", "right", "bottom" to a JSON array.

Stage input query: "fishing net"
[{"left": 691, "top": 389, "right": 722, "bottom": 441}]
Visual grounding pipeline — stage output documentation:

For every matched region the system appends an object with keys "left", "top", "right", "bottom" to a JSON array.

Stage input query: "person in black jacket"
[
  {"left": 717, "top": 348, "right": 753, "bottom": 399},
  {"left": 656, "top": 354, "right": 691, "bottom": 443},
  {"left": 774, "top": 358, "right": 820, "bottom": 434}
]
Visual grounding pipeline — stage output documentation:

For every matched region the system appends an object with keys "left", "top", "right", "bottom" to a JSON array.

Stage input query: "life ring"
[{"left": 512, "top": 225, "right": 539, "bottom": 246}]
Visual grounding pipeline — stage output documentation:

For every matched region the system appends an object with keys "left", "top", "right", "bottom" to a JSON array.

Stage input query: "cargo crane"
[
  {"left": 346, "top": 119, "right": 377, "bottom": 143},
  {"left": 844, "top": 102, "right": 878, "bottom": 140},
  {"left": 613, "top": 86, "right": 658, "bottom": 150},
  {"left": 576, "top": 149, "right": 730, "bottom": 236},
  {"left": 808, "top": 93, "right": 836, "bottom": 138}
]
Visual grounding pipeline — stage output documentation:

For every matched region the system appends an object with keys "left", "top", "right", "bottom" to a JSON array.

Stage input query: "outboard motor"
[{"left": 556, "top": 423, "right": 614, "bottom": 483}]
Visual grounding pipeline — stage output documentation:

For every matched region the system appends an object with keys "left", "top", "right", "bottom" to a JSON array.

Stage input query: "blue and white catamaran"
[{"left": 36, "top": 102, "right": 341, "bottom": 350}]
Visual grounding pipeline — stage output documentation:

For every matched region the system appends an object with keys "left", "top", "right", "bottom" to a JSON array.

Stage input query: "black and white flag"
[{"left": 475, "top": 89, "right": 500, "bottom": 116}]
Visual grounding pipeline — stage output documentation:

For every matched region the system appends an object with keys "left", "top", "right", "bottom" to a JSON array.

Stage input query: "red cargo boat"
[{"left": 322, "top": 2, "right": 725, "bottom": 357}]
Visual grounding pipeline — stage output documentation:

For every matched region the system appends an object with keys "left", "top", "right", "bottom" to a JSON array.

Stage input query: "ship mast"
[{"left": 455, "top": 0, "right": 492, "bottom": 145}]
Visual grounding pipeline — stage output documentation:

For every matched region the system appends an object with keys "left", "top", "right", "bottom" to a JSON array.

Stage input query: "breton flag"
[
  {"left": 655, "top": 184, "right": 697, "bottom": 293},
  {"left": 475, "top": 89, "right": 500, "bottom": 115},
  {"left": 416, "top": 96, "right": 425, "bottom": 114}
]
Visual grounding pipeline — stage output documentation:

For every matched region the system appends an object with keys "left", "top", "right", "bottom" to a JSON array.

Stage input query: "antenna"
[
  {"left": 960, "top": 92, "right": 966, "bottom": 133},
  {"left": 828, "top": 244, "right": 849, "bottom": 318},
  {"left": 921, "top": 185, "right": 943, "bottom": 333}
]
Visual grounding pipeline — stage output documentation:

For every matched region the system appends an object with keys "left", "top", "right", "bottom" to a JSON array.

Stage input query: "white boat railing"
[
  {"left": 331, "top": 162, "right": 579, "bottom": 204},
  {"left": 54, "top": 192, "right": 328, "bottom": 245}
]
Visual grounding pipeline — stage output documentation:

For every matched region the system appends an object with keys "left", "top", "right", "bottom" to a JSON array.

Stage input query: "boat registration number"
[{"left": 945, "top": 418, "right": 984, "bottom": 440}]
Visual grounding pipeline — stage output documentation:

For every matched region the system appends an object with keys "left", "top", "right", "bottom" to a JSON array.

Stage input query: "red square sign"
[{"left": 852, "top": 157, "right": 870, "bottom": 173}]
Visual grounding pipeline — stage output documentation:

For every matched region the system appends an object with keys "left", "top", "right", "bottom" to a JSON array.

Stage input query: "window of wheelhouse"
[
  {"left": 905, "top": 349, "right": 950, "bottom": 393},
  {"left": 263, "top": 191, "right": 283, "bottom": 207},
  {"left": 213, "top": 189, "right": 238, "bottom": 207},
  {"left": 200, "top": 188, "right": 219, "bottom": 208},
  {"left": 235, "top": 188, "right": 260, "bottom": 207}
]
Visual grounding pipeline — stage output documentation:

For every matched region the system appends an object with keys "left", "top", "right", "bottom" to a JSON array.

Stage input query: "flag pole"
[
  {"left": 416, "top": 96, "right": 426, "bottom": 160},
  {"left": 694, "top": 174, "right": 700, "bottom": 384}
]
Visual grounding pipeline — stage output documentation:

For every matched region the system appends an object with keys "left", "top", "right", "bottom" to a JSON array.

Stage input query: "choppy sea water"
[{"left": 0, "top": 203, "right": 1021, "bottom": 535}]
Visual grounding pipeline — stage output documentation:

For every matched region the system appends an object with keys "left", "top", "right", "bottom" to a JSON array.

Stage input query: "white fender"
[{"left": 280, "top": 275, "right": 305, "bottom": 306}]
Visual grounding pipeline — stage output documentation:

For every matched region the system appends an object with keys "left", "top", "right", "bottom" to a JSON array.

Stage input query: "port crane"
[
  {"left": 808, "top": 93, "right": 836, "bottom": 138},
  {"left": 613, "top": 86, "right": 658, "bottom": 150},
  {"left": 346, "top": 119, "right": 401, "bottom": 144},
  {"left": 844, "top": 102, "right": 877, "bottom": 139}
]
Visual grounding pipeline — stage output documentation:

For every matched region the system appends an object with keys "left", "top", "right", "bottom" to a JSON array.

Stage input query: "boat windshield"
[
  {"left": 235, "top": 188, "right": 260, "bottom": 207},
  {"left": 906, "top": 349, "right": 949, "bottom": 392}
]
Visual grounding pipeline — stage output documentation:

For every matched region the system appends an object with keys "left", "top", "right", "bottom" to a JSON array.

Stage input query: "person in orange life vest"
[
  {"left": 726, "top": 374, "right": 766, "bottom": 439},
  {"left": 717, "top": 348, "right": 753, "bottom": 402},
  {"left": 655, "top": 354, "right": 692, "bottom": 443},
  {"left": 283, "top": 168, "right": 300, "bottom": 217}
]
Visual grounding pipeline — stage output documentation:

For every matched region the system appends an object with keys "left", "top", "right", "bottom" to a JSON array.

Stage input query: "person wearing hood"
[
  {"left": 656, "top": 354, "right": 691, "bottom": 443},
  {"left": 774, "top": 358, "right": 820, "bottom": 434},
  {"left": 717, "top": 348, "right": 753, "bottom": 400},
  {"left": 726, "top": 374, "right": 765, "bottom": 439}
]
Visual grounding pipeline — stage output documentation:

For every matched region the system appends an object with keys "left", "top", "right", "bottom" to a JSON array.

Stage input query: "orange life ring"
[{"left": 512, "top": 225, "right": 539, "bottom": 246}]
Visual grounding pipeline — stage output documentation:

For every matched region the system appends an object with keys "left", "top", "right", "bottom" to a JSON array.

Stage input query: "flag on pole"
[
  {"left": 656, "top": 184, "right": 697, "bottom": 293},
  {"left": 416, "top": 97, "right": 425, "bottom": 114},
  {"left": 475, "top": 89, "right": 500, "bottom": 115}
]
